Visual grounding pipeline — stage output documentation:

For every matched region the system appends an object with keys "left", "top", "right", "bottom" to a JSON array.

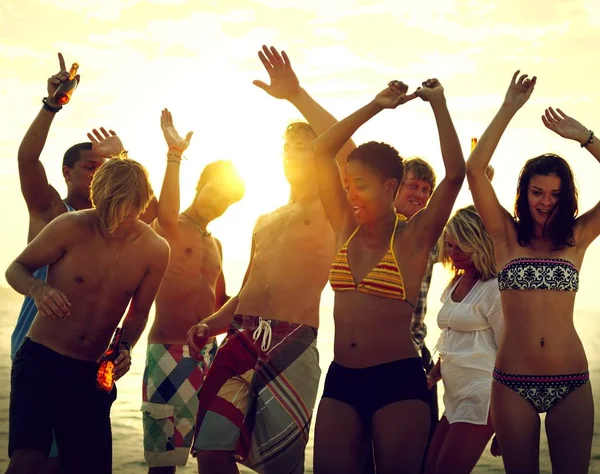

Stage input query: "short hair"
[
  {"left": 90, "top": 158, "right": 154, "bottom": 233},
  {"left": 63, "top": 142, "right": 93, "bottom": 168},
  {"left": 197, "top": 160, "right": 245, "bottom": 203},
  {"left": 438, "top": 205, "right": 497, "bottom": 281},
  {"left": 514, "top": 153, "right": 578, "bottom": 249},
  {"left": 284, "top": 121, "right": 316, "bottom": 142},
  {"left": 404, "top": 157, "right": 436, "bottom": 192},
  {"left": 347, "top": 141, "right": 404, "bottom": 195}
]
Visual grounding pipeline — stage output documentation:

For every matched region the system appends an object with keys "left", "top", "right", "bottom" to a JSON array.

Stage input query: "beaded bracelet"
[{"left": 581, "top": 130, "right": 595, "bottom": 148}]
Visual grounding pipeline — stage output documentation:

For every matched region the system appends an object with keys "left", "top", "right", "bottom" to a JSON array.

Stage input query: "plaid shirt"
[{"left": 410, "top": 244, "right": 439, "bottom": 348}]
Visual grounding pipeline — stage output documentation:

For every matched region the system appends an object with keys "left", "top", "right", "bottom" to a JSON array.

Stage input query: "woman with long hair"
[
  {"left": 425, "top": 205, "right": 503, "bottom": 474},
  {"left": 466, "top": 70, "right": 599, "bottom": 474},
  {"left": 311, "top": 78, "right": 465, "bottom": 474}
]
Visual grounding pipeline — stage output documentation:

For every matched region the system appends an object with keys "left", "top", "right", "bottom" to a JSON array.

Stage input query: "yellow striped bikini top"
[{"left": 329, "top": 214, "right": 413, "bottom": 306}]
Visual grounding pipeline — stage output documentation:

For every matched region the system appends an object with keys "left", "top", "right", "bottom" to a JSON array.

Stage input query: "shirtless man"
[
  {"left": 6, "top": 158, "right": 170, "bottom": 474},
  {"left": 10, "top": 52, "right": 154, "bottom": 474},
  {"left": 142, "top": 109, "right": 244, "bottom": 473},
  {"left": 186, "top": 45, "right": 355, "bottom": 474}
]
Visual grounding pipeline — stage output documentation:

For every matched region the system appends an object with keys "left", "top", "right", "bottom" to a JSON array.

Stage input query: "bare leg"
[
  {"left": 6, "top": 449, "right": 48, "bottom": 474},
  {"left": 430, "top": 416, "right": 494, "bottom": 474},
  {"left": 545, "top": 382, "right": 594, "bottom": 474},
  {"left": 149, "top": 466, "right": 176, "bottom": 474},
  {"left": 372, "top": 400, "right": 430, "bottom": 474},
  {"left": 424, "top": 416, "right": 450, "bottom": 474},
  {"left": 196, "top": 451, "right": 239, "bottom": 474},
  {"left": 313, "top": 398, "right": 369, "bottom": 474},
  {"left": 491, "top": 380, "right": 541, "bottom": 474}
]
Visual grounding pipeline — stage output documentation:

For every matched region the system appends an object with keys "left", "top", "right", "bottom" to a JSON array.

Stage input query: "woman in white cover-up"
[{"left": 425, "top": 205, "right": 504, "bottom": 474}]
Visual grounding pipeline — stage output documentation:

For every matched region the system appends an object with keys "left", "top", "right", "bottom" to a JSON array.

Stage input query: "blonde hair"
[
  {"left": 90, "top": 158, "right": 154, "bottom": 233},
  {"left": 438, "top": 205, "right": 497, "bottom": 281}
]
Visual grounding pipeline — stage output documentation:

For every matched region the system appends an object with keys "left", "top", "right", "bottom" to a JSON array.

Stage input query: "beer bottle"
[
  {"left": 96, "top": 327, "right": 123, "bottom": 392},
  {"left": 53, "top": 63, "right": 80, "bottom": 105},
  {"left": 471, "top": 137, "right": 478, "bottom": 152}
]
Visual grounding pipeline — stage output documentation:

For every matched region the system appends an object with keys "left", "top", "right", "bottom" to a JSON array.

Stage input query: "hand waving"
[
  {"left": 503, "top": 70, "right": 536, "bottom": 111},
  {"left": 252, "top": 45, "right": 301, "bottom": 100},
  {"left": 161, "top": 108, "right": 193, "bottom": 152},
  {"left": 542, "top": 107, "right": 589, "bottom": 143},
  {"left": 374, "top": 81, "right": 417, "bottom": 109},
  {"left": 46, "top": 53, "right": 80, "bottom": 106},
  {"left": 86, "top": 128, "right": 125, "bottom": 158},
  {"left": 416, "top": 78, "right": 445, "bottom": 103}
]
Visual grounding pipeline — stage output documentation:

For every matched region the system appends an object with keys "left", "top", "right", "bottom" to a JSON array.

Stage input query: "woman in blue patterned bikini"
[{"left": 467, "top": 70, "right": 599, "bottom": 474}]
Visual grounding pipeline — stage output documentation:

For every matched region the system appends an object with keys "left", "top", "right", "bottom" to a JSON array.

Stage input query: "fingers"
[
  {"left": 269, "top": 46, "right": 285, "bottom": 67},
  {"left": 258, "top": 49, "right": 274, "bottom": 72},
  {"left": 281, "top": 50, "right": 291, "bottom": 67},
  {"left": 187, "top": 326, "right": 200, "bottom": 355},
  {"left": 74, "top": 74, "right": 81, "bottom": 85},
  {"left": 556, "top": 107, "right": 568, "bottom": 119},
  {"left": 548, "top": 106, "right": 562, "bottom": 121},
  {"left": 87, "top": 128, "right": 113, "bottom": 142},
  {"left": 252, "top": 79, "right": 269, "bottom": 91},
  {"left": 58, "top": 52, "right": 66, "bottom": 72},
  {"left": 185, "top": 131, "right": 193, "bottom": 142},
  {"left": 113, "top": 353, "right": 132, "bottom": 381},
  {"left": 511, "top": 70, "right": 520, "bottom": 84},
  {"left": 40, "top": 290, "right": 70, "bottom": 319}
]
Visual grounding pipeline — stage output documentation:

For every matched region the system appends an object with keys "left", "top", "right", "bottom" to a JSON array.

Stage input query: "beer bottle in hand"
[
  {"left": 53, "top": 63, "right": 80, "bottom": 105},
  {"left": 96, "top": 327, "right": 123, "bottom": 392}
]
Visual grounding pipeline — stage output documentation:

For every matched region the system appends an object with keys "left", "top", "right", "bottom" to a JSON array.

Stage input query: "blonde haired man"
[{"left": 6, "top": 158, "right": 170, "bottom": 474}]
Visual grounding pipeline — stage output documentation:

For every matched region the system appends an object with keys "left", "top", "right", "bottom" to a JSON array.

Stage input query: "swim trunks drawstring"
[{"left": 253, "top": 317, "right": 273, "bottom": 352}]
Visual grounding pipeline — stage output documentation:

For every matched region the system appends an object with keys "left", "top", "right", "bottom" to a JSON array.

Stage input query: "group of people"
[{"left": 4, "top": 45, "right": 599, "bottom": 474}]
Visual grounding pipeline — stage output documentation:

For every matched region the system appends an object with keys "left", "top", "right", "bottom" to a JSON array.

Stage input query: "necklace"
[{"left": 182, "top": 212, "right": 211, "bottom": 237}]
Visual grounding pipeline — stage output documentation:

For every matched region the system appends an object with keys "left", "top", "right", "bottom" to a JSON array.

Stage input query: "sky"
[{"left": 1, "top": 0, "right": 599, "bottom": 299}]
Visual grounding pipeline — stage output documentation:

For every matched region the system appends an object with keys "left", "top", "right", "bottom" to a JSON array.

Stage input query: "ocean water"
[{"left": 1, "top": 263, "right": 600, "bottom": 474}]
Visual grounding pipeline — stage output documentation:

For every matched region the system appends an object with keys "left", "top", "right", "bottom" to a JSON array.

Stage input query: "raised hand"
[
  {"left": 161, "top": 108, "right": 193, "bottom": 152},
  {"left": 416, "top": 78, "right": 445, "bottom": 103},
  {"left": 87, "top": 127, "right": 125, "bottom": 158},
  {"left": 503, "top": 70, "right": 536, "bottom": 111},
  {"left": 46, "top": 53, "right": 80, "bottom": 106},
  {"left": 542, "top": 107, "right": 589, "bottom": 144},
  {"left": 31, "top": 282, "right": 71, "bottom": 320},
  {"left": 374, "top": 81, "right": 417, "bottom": 109},
  {"left": 252, "top": 45, "right": 301, "bottom": 100}
]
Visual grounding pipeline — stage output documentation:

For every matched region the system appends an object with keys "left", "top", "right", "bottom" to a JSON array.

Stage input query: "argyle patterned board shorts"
[{"left": 141, "top": 341, "right": 218, "bottom": 467}]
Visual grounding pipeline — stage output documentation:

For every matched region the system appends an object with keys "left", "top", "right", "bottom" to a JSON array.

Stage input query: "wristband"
[
  {"left": 120, "top": 341, "right": 131, "bottom": 352},
  {"left": 42, "top": 97, "right": 62, "bottom": 113},
  {"left": 581, "top": 130, "right": 595, "bottom": 148}
]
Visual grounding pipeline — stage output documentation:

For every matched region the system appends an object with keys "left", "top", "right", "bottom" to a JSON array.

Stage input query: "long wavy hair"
[
  {"left": 514, "top": 154, "right": 578, "bottom": 249},
  {"left": 438, "top": 205, "right": 497, "bottom": 282}
]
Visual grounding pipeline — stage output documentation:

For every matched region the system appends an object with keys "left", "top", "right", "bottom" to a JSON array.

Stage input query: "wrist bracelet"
[
  {"left": 581, "top": 130, "right": 595, "bottom": 148},
  {"left": 168, "top": 146, "right": 185, "bottom": 154},
  {"left": 167, "top": 159, "right": 182, "bottom": 164},
  {"left": 42, "top": 97, "right": 62, "bottom": 113}
]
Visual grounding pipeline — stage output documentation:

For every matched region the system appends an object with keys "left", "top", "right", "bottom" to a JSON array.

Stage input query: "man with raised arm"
[
  {"left": 185, "top": 45, "right": 355, "bottom": 474},
  {"left": 6, "top": 157, "right": 170, "bottom": 474},
  {"left": 141, "top": 109, "right": 244, "bottom": 474},
  {"left": 9, "top": 52, "right": 153, "bottom": 474}
]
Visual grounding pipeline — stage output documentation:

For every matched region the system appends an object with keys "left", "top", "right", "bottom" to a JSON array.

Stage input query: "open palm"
[
  {"left": 161, "top": 108, "right": 193, "bottom": 152},
  {"left": 542, "top": 107, "right": 587, "bottom": 142},
  {"left": 252, "top": 45, "right": 301, "bottom": 100},
  {"left": 86, "top": 128, "right": 124, "bottom": 158}
]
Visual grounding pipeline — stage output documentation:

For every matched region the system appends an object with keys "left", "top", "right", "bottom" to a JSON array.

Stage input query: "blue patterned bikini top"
[{"left": 497, "top": 257, "right": 579, "bottom": 292}]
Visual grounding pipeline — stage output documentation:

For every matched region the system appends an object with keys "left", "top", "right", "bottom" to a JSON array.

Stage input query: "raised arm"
[
  {"left": 467, "top": 71, "right": 536, "bottom": 243},
  {"left": 5, "top": 213, "right": 75, "bottom": 319},
  {"left": 408, "top": 79, "right": 466, "bottom": 250},
  {"left": 542, "top": 107, "right": 600, "bottom": 246},
  {"left": 253, "top": 45, "right": 356, "bottom": 171},
  {"left": 312, "top": 82, "right": 416, "bottom": 234},
  {"left": 19, "top": 53, "right": 76, "bottom": 219},
  {"left": 154, "top": 109, "right": 193, "bottom": 231}
]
